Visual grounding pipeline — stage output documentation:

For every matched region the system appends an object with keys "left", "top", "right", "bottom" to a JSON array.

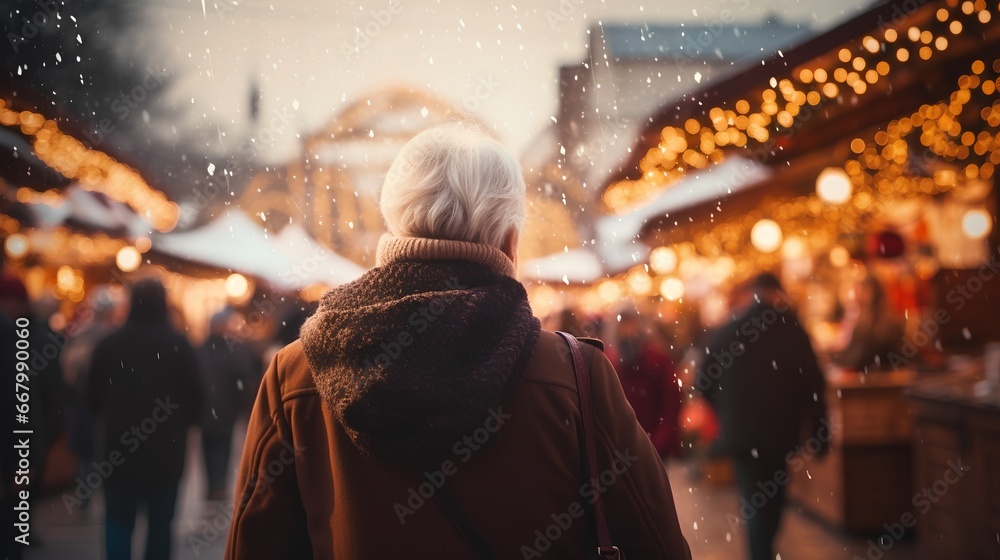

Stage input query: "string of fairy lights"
[
  {"left": 603, "top": 0, "right": 999, "bottom": 214},
  {"left": 581, "top": 0, "right": 999, "bottom": 308},
  {"left": 0, "top": 100, "right": 179, "bottom": 232}
]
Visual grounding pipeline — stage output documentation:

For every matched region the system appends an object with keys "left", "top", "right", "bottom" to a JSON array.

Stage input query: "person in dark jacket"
[
  {"left": 197, "top": 308, "right": 254, "bottom": 501},
  {"left": 226, "top": 122, "right": 692, "bottom": 559},
  {"left": 88, "top": 279, "right": 202, "bottom": 560},
  {"left": 61, "top": 289, "right": 119, "bottom": 512},
  {"left": 694, "top": 273, "right": 828, "bottom": 560},
  {"left": 612, "top": 311, "right": 683, "bottom": 459}
]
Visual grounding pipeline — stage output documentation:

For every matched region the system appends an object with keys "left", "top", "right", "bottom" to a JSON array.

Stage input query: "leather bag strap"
[
  {"left": 556, "top": 331, "right": 622, "bottom": 560},
  {"left": 430, "top": 479, "right": 498, "bottom": 560}
]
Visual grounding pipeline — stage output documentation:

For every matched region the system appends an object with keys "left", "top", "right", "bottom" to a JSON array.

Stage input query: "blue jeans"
[{"left": 104, "top": 482, "right": 179, "bottom": 560}]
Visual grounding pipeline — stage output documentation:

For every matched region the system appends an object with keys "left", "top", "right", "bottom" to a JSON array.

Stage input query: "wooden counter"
[
  {"left": 789, "top": 369, "right": 916, "bottom": 533},
  {"left": 907, "top": 376, "right": 1000, "bottom": 560}
]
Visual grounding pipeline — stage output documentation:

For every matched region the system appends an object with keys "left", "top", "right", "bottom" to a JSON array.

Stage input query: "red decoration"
[{"left": 867, "top": 230, "right": 905, "bottom": 259}]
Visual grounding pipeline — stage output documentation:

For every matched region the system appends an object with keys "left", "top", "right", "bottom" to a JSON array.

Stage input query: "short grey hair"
[{"left": 379, "top": 122, "right": 526, "bottom": 248}]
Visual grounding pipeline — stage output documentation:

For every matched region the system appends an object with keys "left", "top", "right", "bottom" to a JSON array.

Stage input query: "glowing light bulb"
[
  {"left": 226, "top": 273, "right": 251, "bottom": 300},
  {"left": 961, "top": 208, "right": 992, "bottom": 239},
  {"left": 816, "top": 167, "right": 853, "bottom": 205},
  {"left": 649, "top": 246, "right": 679, "bottom": 275},
  {"left": 660, "top": 277, "right": 685, "bottom": 301},
  {"left": 751, "top": 219, "right": 783, "bottom": 253}
]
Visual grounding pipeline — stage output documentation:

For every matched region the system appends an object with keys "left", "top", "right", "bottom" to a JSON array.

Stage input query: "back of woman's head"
[{"left": 379, "top": 122, "right": 526, "bottom": 249}]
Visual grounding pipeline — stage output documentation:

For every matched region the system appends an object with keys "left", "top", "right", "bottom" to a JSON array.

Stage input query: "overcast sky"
[{"left": 149, "top": 0, "right": 874, "bottom": 163}]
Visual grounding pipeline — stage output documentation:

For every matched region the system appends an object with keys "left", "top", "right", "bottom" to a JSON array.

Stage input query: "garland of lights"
[
  {"left": 593, "top": 54, "right": 999, "bottom": 304},
  {"left": 603, "top": 0, "right": 999, "bottom": 213},
  {"left": 0, "top": 101, "right": 179, "bottom": 231}
]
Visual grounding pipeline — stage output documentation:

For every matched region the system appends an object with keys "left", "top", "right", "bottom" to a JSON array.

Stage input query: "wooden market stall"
[{"left": 592, "top": 0, "right": 1000, "bottom": 552}]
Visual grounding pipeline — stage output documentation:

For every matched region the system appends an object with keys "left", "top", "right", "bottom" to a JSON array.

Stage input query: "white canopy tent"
[
  {"left": 30, "top": 184, "right": 153, "bottom": 237},
  {"left": 522, "top": 248, "right": 605, "bottom": 284},
  {"left": 271, "top": 223, "right": 367, "bottom": 287},
  {"left": 152, "top": 210, "right": 300, "bottom": 290},
  {"left": 152, "top": 211, "right": 367, "bottom": 290},
  {"left": 523, "top": 157, "right": 772, "bottom": 283}
]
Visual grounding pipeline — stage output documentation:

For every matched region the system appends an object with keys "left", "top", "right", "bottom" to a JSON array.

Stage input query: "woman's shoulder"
[
  {"left": 521, "top": 329, "right": 610, "bottom": 388},
  {"left": 267, "top": 339, "right": 321, "bottom": 398}
]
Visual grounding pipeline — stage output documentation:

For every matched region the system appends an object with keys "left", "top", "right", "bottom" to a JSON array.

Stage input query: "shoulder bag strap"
[
  {"left": 431, "top": 480, "right": 498, "bottom": 560},
  {"left": 556, "top": 331, "right": 623, "bottom": 560}
]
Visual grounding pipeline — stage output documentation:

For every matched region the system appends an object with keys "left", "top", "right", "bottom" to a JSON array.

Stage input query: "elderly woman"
[{"left": 225, "top": 123, "right": 691, "bottom": 559}]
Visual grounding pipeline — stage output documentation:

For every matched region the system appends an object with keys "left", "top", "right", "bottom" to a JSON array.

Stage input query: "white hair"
[{"left": 379, "top": 122, "right": 526, "bottom": 248}]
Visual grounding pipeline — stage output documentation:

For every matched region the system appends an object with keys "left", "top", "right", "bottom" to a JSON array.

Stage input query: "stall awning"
[
  {"left": 271, "top": 223, "right": 367, "bottom": 287},
  {"left": 151, "top": 211, "right": 366, "bottom": 290}
]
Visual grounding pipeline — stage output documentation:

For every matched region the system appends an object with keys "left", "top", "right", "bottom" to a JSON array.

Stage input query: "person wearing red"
[{"left": 611, "top": 311, "right": 683, "bottom": 459}]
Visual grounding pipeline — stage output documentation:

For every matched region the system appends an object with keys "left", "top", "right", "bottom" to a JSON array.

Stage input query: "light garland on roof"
[
  {"left": 603, "top": 0, "right": 1000, "bottom": 213},
  {"left": 0, "top": 101, "right": 179, "bottom": 231},
  {"left": 589, "top": 53, "right": 1000, "bottom": 302}
]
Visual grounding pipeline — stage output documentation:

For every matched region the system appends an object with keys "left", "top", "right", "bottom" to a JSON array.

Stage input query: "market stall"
[{"left": 587, "top": 0, "right": 1000, "bottom": 551}]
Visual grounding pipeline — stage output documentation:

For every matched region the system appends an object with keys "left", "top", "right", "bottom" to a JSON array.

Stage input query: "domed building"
[{"left": 240, "top": 86, "right": 475, "bottom": 267}]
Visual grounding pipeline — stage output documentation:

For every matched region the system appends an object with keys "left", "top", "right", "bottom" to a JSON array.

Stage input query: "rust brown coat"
[{"left": 225, "top": 330, "right": 692, "bottom": 559}]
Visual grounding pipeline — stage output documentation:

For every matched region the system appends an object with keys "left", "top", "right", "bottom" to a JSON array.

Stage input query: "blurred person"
[
  {"left": 552, "top": 307, "right": 586, "bottom": 337},
  {"left": 832, "top": 274, "right": 905, "bottom": 372},
  {"left": 226, "top": 122, "right": 691, "bottom": 559},
  {"left": 60, "top": 289, "right": 120, "bottom": 512},
  {"left": 260, "top": 301, "right": 315, "bottom": 375},
  {"left": 197, "top": 308, "right": 255, "bottom": 501},
  {"left": 695, "top": 273, "right": 828, "bottom": 560},
  {"left": 611, "top": 311, "right": 684, "bottom": 460},
  {"left": 88, "top": 278, "right": 203, "bottom": 560}
]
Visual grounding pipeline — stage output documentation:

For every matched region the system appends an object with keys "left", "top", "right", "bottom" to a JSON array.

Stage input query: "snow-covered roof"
[
  {"left": 272, "top": 223, "right": 367, "bottom": 287},
  {"left": 152, "top": 211, "right": 367, "bottom": 290},
  {"left": 601, "top": 20, "right": 811, "bottom": 62},
  {"left": 152, "top": 211, "right": 299, "bottom": 289},
  {"left": 29, "top": 184, "right": 153, "bottom": 237},
  {"left": 522, "top": 248, "right": 605, "bottom": 284},
  {"left": 596, "top": 156, "right": 772, "bottom": 244},
  {"left": 525, "top": 156, "right": 771, "bottom": 283}
]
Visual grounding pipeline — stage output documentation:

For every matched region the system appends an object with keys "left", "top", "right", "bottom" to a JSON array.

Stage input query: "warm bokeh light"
[
  {"left": 56, "top": 266, "right": 75, "bottom": 291},
  {"left": 597, "top": 279, "right": 622, "bottom": 304},
  {"left": 751, "top": 219, "right": 783, "bottom": 253},
  {"left": 781, "top": 237, "right": 808, "bottom": 259},
  {"left": 627, "top": 268, "right": 653, "bottom": 296},
  {"left": 816, "top": 167, "right": 854, "bottom": 205},
  {"left": 115, "top": 246, "right": 142, "bottom": 272},
  {"left": 660, "top": 277, "right": 685, "bottom": 301},
  {"left": 225, "top": 273, "right": 251, "bottom": 300},
  {"left": 0, "top": 104, "right": 180, "bottom": 232},
  {"left": 961, "top": 208, "right": 993, "bottom": 239},
  {"left": 829, "top": 245, "right": 851, "bottom": 267},
  {"left": 649, "top": 246, "right": 679, "bottom": 275},
  {"left": 3, "top": 233, "right": 29, "bottom": 259},
  {"left": 135, "top": 236, "right": 153, "bottom": 253}
]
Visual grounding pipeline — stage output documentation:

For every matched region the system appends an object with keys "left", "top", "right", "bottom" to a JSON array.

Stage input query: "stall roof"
[
  {"left": 522, "top": 248, "right": 605, "bottom": 284},
  {"left": 151, "top": 211, "right": 299, "bottom": 290},
  {"left": 272, "top": 223, "right": 367, "bottom": 287},
  {"left": 151, "top": 211, "right": 367, "bottom": 290},
  {"left": 27, "top": 184, "right": 153, "bottom": 237},
  {"left": 603, "top": 0, "right": 1000, "bottom": 233},
  {"left": 597, "top": 156, "right": 772, "bottom": 242},
  {"left": 603, "top": 18, "right": 812, "bottom": 62}
]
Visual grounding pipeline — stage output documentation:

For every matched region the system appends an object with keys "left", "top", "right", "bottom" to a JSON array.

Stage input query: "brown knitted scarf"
[{"left": 300, "top": 234, "right": 540, "bottom": 464}]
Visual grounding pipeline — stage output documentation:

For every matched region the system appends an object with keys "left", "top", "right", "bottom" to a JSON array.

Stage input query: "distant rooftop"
[{"left": 599, "top": 17, "right": 812, "bottom": 63}]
